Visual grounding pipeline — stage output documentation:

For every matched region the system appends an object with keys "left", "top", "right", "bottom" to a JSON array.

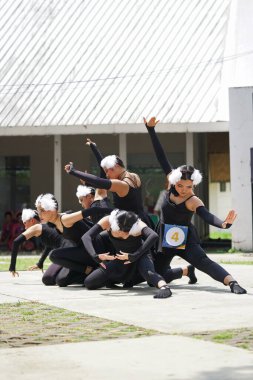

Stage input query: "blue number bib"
[{"left": 162, "top": 224, "right": 188, "bottom": 250}]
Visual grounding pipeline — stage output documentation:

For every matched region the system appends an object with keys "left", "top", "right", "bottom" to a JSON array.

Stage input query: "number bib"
[{"left": 162, "top": 224, "right": 188, "bottom": 250}]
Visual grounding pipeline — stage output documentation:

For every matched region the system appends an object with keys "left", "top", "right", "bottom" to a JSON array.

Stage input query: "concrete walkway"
[{"left": 0, "top": 256, "right": 253, "bottom": 379}]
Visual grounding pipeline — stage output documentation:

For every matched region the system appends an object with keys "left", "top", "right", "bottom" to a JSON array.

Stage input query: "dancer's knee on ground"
[{"left": 42, "top": 274, "right": 56, "bottom": 286}]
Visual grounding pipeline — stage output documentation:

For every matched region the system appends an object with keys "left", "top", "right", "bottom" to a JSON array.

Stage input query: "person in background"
[{"left": 0, "top": 211, "right": 14, "bottom": 250}]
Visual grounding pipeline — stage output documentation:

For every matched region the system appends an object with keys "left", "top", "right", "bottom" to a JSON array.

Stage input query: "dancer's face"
[
  {"left": 111, "top": 230, "right": 129, "bottom": 239},
  {"left": 78, "top": 194, "right": 93, "bottom": 209},
  {"left": 103, "top": 167, "right": 115, "bottom": 179},
  {"left": 175, "top": 179, "right": 194, "bottom": 197},
  {"left": 103, "top": 165, "right": 122, "bottom": 180},
  {"left": 37, "top": 206, "right": 57, "bottom": 223},
  {"left": 23, "top": 218, "right": 37, "bottom": 229}
]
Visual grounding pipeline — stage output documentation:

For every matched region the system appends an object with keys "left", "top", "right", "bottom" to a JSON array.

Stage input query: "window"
[{"left": 0, "top": 156, "right": 30, "bottom": 226}]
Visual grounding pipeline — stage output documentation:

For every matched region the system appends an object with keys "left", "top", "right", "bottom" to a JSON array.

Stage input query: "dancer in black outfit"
[
  {"left": 35, "top": 193, "right": 109, "bottom": 286},
  {"left": 83, "top": 209, "right": 172, "bottom": 298},
  {"left": 40, "top": 193, "right": 112, "bottom": 282},
  {"left": 64, "top": 139, "right": 152, "bottom": 227},
  {"left": 144, "top": 117, "right": 246, "bottom": 294},
  {"left": 9, "top": 208, "right": 74, "bottom": 285},
  {"left": 76, "top": 184, "right": 111, "bottom": 224}
]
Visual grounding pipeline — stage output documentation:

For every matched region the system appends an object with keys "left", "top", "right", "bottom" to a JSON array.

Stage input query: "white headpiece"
[
  {"left": 101, "top": 155, "right": 118, "bottom": 169},
  {"left": 109, "top": 209, "right": 120, "bottom": 231},
  {"left": 128, "top": 219, "right": 142, "bottom": 235},
  {"left": 109, "top": 209, "right": 142, "bottom": 234},
  {"left": 190, "top": 169, "right": 202, "bottom": 185},
  {"left": 35, "top": 193, "right": 58, "bottom": 211},
  {"left": 76, "top": 185, "right": 94, "bottom": 198},
  {"left": 22, "top": 209, "right": 38, "bottom": 223},
  {"left": 169, "top": 167, "right": 202, "bottom": 186}
]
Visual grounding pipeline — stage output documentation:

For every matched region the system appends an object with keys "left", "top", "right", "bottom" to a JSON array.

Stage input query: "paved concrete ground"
[{"left": 0, "top": 254, "right": 253, "bottom": 380}]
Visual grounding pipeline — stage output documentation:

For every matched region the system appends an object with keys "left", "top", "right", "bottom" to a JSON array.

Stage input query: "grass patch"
[
  {"left": 184, "top": 328, "right": 253, "bottom": 351},
  {"left": 209, "top": 232, "right": 231, "bottom": 240},
  {"left": 0, "top": 302, "right": 161, "bottom": 348},
  {"left": 220, "top": 260, "right": 253, "bottom": 265},
  {"left": 0, "top": 256, "right": 51, "bottom": 271}
]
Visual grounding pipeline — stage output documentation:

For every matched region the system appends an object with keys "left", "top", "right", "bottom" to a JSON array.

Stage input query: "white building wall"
[{"left": 229, "top": 86, "right": 253, "bottom": 251}]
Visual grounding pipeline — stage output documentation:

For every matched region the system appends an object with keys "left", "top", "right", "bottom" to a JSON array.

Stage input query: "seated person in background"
[
  {"left": 8, "top": 211, "right": 24, "bottom": 250},
  {"left": 0, "top": 211, "right": 14, "bottom": 250}
]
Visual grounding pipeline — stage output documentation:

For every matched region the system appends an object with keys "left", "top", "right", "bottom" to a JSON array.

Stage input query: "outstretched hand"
[
  {"left": 143, "top": 116, "right": 160, "bottom": 128},
  {"left": 222, "top": 210, "right": 237, "bottom": 228},
  {"left": 86, "top": 138, "right": 96, "bottom": 146},
  {"left": 64, "top": 162, "right": 74, "bottom": 173},
  {"left": 28, "top": 264, "right": 43, "bottom": 272}
]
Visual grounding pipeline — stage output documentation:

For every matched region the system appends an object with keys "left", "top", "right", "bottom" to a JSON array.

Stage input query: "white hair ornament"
[
  {"left": 128, "top": 219, "right": 142, "bottom": 235},
  {"left": 35, "top": 194, "right": 43, "bottom": 208},
  {"left": 109, "top": 209, "right": 120, "bottom": 231},
  {"left": 76, "top": 185, "right": 94, "bottom": 198},
  {"left": 101, "top": 155, "right": 118, "bottom": 169},
  {"left": 169, "top": 167, "right": 202, "bottom": 186},
  {"left": 35, "top": 193, "right": 57, "bottom": 211},
  {"left": 190, "top": 169, "right": 202, "bottom": 185},
  {"left": 22, "top": 209, "right": 37, "bottom": 223},
  {"left": 169, "top": 168, "right": 182, "bottom": 185}
]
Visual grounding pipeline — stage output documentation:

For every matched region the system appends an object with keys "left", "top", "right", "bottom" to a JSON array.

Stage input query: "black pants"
[
  {"left": 84, "top": 254, "right": 164, "bottom": 290},
  {"left": 42, "top": 263, "right": 85, "bottom": 286},
  {"left": 49, "top": 246, "right": 99, "bottom": 273},
  {"left": 155, "top": 243, "right": 230, "bottom": 284}
]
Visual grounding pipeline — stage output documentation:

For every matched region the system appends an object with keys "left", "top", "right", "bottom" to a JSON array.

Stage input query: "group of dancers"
[{"left": 9, "top": 117, "right": 247, "bottom": 298}]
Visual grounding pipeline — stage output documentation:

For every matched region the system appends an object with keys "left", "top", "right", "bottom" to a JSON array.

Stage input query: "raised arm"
[
  {"left": 65, "top": 163, "right": 129, "bottom": 196},
  {"left": 86, "top": 138, "right": 106, "bottom": 179},
  {"left": 144, "top": 117, "right": 173, "bottom": 176},
  {"left": 60, "top": 207, "right": 113, "bottom": 228}
]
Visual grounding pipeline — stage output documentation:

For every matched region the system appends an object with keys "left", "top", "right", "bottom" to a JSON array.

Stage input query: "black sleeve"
[
  {"left": 81, "top": 207, "right": 113, "bottom": 219},
  {"left": 9, "top": 234, "right": 26, "bottom": 271},
  {"left": 146, "top": 125, "right": 173, "bottom": 175},
  {"left": 81, "top": 224, "right": 104, "bottom": 264},
  {"left": 196, "top": 206, "right": 231, "bottom": 229},
  {"left": 89, "top": 143, "right": 107, "bottom": 179},
  {"left": 36, "top": 247, "right": 51, "bottom": 269},
  {"left": 69, "top": 168, "right": 112, "bottom": 190},
  {"left": 128, "top": 227, "right": 158, "bottom": 263}
]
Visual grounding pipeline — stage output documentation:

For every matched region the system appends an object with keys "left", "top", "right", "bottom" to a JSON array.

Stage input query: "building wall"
[
  {"left": 0, "top": 136, "right": 53, "bottom": 217},
  {"left": 229, "top": 86, "right": 253, "bottom": 251}
]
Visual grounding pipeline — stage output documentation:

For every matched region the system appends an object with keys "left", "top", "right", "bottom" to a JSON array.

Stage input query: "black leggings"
[
  {"left": 49, "top": 246, "right": 99, "bottom": 273},
  {"left": 155, "top": 243, "right": 230, "bottom": 284},
  {"left": 42, "top": 263, "right": 85, "bottom": 286},
  {"left": 84, "top": 254, "right": 164, "bottom": 290},
  {"left": 42, "top": 263, "right": 62, "bottom": 286}
]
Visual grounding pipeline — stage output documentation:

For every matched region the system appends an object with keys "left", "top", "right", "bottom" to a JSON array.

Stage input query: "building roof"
[{"left": 0, "top": 0, "right": 232, "bottom": 128}]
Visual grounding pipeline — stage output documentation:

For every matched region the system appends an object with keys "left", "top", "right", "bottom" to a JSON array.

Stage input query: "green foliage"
[{"left": 209, "top": 232, "right": 231, "bottom": 240}]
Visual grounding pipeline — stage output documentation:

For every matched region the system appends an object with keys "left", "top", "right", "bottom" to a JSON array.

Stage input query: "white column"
[
  {"left": 54, "top": 135, "right": 62, "bottom": 211},
  {"left": 186, "top": 132, "right": 196, "bottom": 225},
  {"left": 229, "top": 87, "right": 253, "bottom": 251},
  {"left": 186, "top": 132, "right": 194, "bottom": 165},
  {"left": 119, "top": 133, "right": 127, "bottom": 167}
]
